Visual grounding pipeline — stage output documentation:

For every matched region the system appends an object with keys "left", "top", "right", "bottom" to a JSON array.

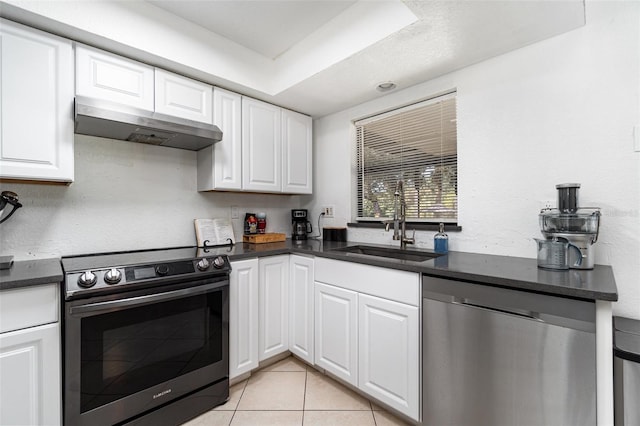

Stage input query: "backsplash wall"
[{"left": 0, "top": 135, "right": 300, "bottom": 259}]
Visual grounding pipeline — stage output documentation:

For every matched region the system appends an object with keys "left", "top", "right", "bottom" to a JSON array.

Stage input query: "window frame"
[{"left": 353, "top": 92, "right": 458, "bottom": 225}]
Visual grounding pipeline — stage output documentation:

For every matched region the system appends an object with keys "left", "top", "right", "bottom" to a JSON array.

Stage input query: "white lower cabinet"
[
  {"left": 230, "top": 255, "right": 291, "bottom": 378},
  {"left": 258, "top": 255, "right": 289, "bottom": 361},
  {"left": 229, "top": 254, "right": 420, "bottom": 421},
  {"left": 288, "top": 255, "right": 314, "bottom": 364},
  {"left": 229, "top": 258, "right": 259, "bottom": 379},
  {"left": 0, "top": 323, "right": 61, "bottom": 426},
  {"left": 314, "top": 258, "right": 420, "bottom": 421},
  {"left": 0, "top": 282, "right": 61, "bottom": 426},
  {"left": 314, "top": 282, "right": 358, "bottom": 386},
  {"left": 358, "top": 294, "right": 419, "bottom": 419}
]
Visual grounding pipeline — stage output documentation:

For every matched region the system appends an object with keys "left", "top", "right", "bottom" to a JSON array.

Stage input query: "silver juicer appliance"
[{"left": 539, "top": 183, "right": 601, "bottom": 269}]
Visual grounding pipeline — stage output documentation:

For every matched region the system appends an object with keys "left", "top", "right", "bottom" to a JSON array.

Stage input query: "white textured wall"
[
  {"left": 0, "top": 135, "right": 300, "bottom": 258},
  {"left": 309, "top": 1, "right": 640, "bottom": 319}
]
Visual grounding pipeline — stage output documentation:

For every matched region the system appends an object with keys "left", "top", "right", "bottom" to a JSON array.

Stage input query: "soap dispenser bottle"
[{"left": 434, "top": 223, "right": 448, "bottom": 254}]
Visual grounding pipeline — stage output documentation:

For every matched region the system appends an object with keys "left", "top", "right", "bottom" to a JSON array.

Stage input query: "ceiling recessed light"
[{"left": 376, "top": 82, "right": 397, "bottom": 92}]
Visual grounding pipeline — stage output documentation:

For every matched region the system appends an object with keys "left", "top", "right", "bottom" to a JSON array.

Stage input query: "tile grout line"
[
  {"left": 234, "top": 377, "right": 251, "bottom": 424},
  {"left": 226, "top": 359, "right": 400, "bottom": 426},
  {"left": 370, "top": 396, "right": 377, "bottom": 426},
  {"left": 301, "top": 367, "right": 308, "bottom": 425}
]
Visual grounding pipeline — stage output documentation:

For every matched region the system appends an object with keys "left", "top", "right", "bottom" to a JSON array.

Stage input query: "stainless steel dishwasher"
[
  {"left": 422, "top": 276, "right": 596, "bottom": 426},
  {"left": 614, "top": 316, "right": 640, "bottom": 426}
]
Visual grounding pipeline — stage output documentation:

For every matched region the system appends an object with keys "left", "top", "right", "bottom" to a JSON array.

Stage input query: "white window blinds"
[{"left": 356, "top": 93, "right": 457, "bottom": 222}]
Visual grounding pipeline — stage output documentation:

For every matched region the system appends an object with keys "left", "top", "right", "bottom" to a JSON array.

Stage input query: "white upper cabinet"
[
  {"left": 154, "top": 69, "right": 213, "bottom": 124},
  {"left": 76, "top": 45, "right": 214, "bottom": 125},
  {"left": 197, "top": 88, "right": 242, "bottom": 191},
  {"left": 75, "top": 44, "right": 154, "bottom": 111},
  {"left": 197, "top": 91, "right": 312, "bottom": 194},
  {"left": 0, "top": 19, "right": 74, "bottom": 183},
  {"left": 242, "top": 97, "right": 282, "bottom": 192},
  {"left": 282, "top": 109, "right": 312, "bottom": 194}
]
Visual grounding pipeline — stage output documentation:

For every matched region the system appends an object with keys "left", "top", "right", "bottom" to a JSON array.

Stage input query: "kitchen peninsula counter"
[{"left": 220, "top": 239, "right": 618, "bottom": 302}]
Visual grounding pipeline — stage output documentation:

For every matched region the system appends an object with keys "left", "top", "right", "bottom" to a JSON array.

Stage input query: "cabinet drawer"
[
  {"left": 0, "top": 284, "right": 59, "bottom": 333},
  {"left": 315, "top": 258, "right": 420, "bottom": 306}
]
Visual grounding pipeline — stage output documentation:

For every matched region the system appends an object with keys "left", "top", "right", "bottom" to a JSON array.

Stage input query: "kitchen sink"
[{"left": 330, "top": 245, "right": 442, "bottom": 262}]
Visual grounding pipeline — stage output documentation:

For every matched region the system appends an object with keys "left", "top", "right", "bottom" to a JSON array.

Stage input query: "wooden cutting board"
[{"left": 242, "top": 233, "right": 286, "bottom": 244}]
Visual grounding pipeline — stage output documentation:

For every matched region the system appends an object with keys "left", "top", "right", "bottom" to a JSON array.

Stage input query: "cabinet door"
[
  {"left": 259, "top": 255, "right": 289, "bottom": 360},
  {"left": 0, "top": 323, "right": 61, "bottom": 426},
  {"left": 242, "top": 97, "right": 282, "bottom": 192},
  {"left": 0, "top": 19, "right": 74, "bottom": 182},
  {"left": 314, "top": 282, "right": 358, "bottom": 386},
  {"left": 289, "top": 255, "right": 314, "bottom": 363},
  {"left": 282, "top": 109, "right": 312, "bottom": 194},
  {"left": 154, "top": 69, "right": 213, "bottom": 124},
  {"left": 229, "top": 258, "right": 259, "bottom": 379},
  {"left": 75, "top": 44, "right": 154, "bottom": 111},
  {"left": 358, "top": 294, "right": 419, "bottom": 420},
  {"left": 197, "top": 88, "right": 242, "bottom": 191}
]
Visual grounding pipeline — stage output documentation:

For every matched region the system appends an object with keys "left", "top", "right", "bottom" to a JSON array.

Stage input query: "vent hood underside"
[{"left": 74, "top": 97, "right": 223, "bottom": 151}]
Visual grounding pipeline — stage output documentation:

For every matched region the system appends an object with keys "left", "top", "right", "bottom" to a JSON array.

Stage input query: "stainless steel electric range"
[{"left": 61, "top": 246, "right": 230, "bottom": 426}]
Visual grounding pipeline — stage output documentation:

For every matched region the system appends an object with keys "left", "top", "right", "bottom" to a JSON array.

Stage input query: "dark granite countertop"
[
  {"left": 0, "top": 240, "right": 618, "bottom": 302},
  {"left": 221, "top": 239, "right": 618, "bottom": 302},
  {"left": 0, "top": 258, "right": 63, "bottom": 291}
]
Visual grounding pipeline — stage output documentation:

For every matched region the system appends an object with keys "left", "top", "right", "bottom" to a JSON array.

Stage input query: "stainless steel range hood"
[{"left": 74, "top": 96, "right": 223, "bottom": 151}]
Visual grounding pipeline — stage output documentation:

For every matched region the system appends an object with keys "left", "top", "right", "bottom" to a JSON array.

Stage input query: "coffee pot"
[{"left": 291, "top": 209, "right": 312, "bottom": 241}]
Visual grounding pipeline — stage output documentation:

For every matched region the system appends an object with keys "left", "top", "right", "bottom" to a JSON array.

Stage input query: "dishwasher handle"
[
  {"left": 422, "top": 276, "right": 596, "bottom": 332},
  {"left": 455, "top": 297, "right": 542, "bottom": 321}
]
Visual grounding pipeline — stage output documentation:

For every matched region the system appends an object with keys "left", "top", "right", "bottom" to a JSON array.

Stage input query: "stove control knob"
[
  {"left": 78, "top": 271, "right": 97, "bottom": 288},
  {"left": 155, "top": 264, "right": 170, "bottom": 276},
  {"left": 213, "top": 256, "right": 226, "bottom": 269},
  {"left": 104, "top": 268, "right": 122, "bottom": 284},
  {"left": 196, "top": 258, "right": 211, "bottom": 271}
]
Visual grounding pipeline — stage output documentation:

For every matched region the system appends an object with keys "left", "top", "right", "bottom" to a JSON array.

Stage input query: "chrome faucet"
[{"left": 384, "top": 180, "right": 415, "bottom": 249}]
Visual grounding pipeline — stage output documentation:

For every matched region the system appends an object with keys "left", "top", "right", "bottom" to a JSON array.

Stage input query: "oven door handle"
[{"left": 69, "top": 281, "right": 226, "bottom": 316}]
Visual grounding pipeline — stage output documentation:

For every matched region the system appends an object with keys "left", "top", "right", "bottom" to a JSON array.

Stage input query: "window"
[{"left": 355, "top": 92, "right": 457, "bottom": 223}]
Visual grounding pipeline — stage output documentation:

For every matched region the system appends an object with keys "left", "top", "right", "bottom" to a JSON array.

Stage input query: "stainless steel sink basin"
[{"left": 330, "top": 245, "right": 442, "bottom": 262}]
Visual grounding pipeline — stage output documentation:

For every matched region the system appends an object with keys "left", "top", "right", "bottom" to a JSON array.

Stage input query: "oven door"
[{"left": 64, "top": 277, "right": 229, "bottom": 426}]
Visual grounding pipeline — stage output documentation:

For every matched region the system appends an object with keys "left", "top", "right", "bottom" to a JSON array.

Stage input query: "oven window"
[{"left": 80, "top": 290, "right": 223, "bottom": 413}]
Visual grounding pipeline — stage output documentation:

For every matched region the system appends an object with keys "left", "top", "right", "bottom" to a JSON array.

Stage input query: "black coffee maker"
[{"left": 291, "top": 209, "right": 312, "bottom": 241}]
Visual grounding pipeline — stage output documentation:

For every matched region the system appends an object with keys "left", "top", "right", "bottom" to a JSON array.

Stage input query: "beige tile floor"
[{"left": 182, "top": 356, "right": 411, "bottom": 426}]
